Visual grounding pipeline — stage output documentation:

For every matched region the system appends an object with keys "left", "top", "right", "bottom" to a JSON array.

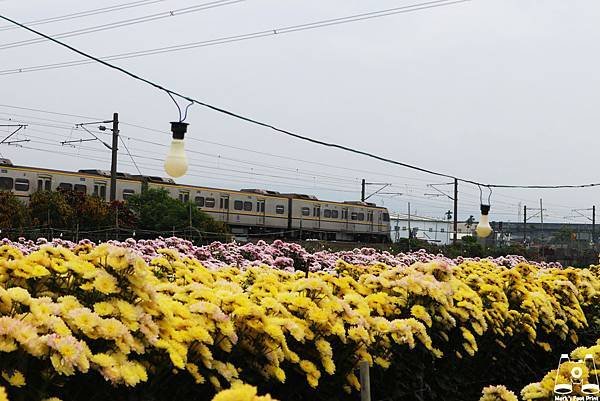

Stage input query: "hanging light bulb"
[
  {"left": 164, "top": 121, "right": 189, "bottom": 178},
  {"left": 475, "top": 204, "right": 493, "bottom": 238}
]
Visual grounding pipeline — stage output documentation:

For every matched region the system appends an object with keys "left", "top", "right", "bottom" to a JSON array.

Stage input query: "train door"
[
  {"left": 37, "top": 175, "right": 52, "bottom": 191},
  {"left": 313, "top": 204, "right": 321, "bottom": 229},
  {"left": 367, "top": 210, "right": 374, "bottom": 232},
  {"left": 342, "top": 207, "right": 349, "bottom": 231},
  {"left": 93, "top": 181, "right": 107, "bottom": 201},
  {"left": 257, "top": 199, "right": 266, "bottom": 225},
  {"left": 220, "top": 195, "right": 230, "bottom": 222}
]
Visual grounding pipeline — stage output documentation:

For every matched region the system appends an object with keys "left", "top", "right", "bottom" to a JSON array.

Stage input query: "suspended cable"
[
  {"left": 3, "top": 5, "right": 600, "bottom": 190},
  {"left": 0, "top": 0, "right": 244, "bottom": 51},
  {"left": 0, "top": 0, "right": 166, "bottom": 32},
  {"left": 119, "top": 136, "right": 143, "bottom": 175},
  {"left": 0, "top": 0, "right": 468, "bottom": 74}
]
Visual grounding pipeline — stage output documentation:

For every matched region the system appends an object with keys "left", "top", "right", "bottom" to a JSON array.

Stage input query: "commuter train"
[{"left": 0, "top": 159, "right": 391, "bottom": 242}]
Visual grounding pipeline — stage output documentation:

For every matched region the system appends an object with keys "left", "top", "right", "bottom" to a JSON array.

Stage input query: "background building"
[{"left": 390, "top": 214, "right": 474, "bottom": 245}]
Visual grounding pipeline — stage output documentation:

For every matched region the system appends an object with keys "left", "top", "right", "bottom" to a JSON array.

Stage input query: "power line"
[
  {"left": 0, "top": 0, "right": 245, "bottom": 51},
  {"left": 9, "top": 3, "right": 600, "bottom": 191},
  {"left": 3, "top": 109, "right": 596, "bottom": 214},
  {"left": 6, "top": 143, "right": 364, "bottom": 194},
  {"left": 0, "top": 0, "right": 166, "bottom": 32},
  {"left": 0, "top": 0, "right": 469, "bottom": 75}
]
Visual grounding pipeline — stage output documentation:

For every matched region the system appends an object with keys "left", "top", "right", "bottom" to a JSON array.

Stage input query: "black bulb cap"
[
  {"left": 171, "top": 121, "right": 189, "bottom": 140},
  {"left": 480, "top": 204, "right": 490, "bottom": 215}
]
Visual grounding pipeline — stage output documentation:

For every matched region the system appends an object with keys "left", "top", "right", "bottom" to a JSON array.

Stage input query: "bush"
[{"left": 0, "top": 243, "right": 597, "bottom": 400}]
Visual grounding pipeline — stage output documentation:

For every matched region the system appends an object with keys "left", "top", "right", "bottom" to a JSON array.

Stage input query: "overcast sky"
[{"left": 1, "top": 0, "right": 599, "bottom": 223}]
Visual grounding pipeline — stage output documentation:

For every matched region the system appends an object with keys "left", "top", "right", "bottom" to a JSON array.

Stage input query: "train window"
[
  {"left": 14, "top": 179, "right": 29, "bottom": 192},
  {"left": 324, "top": 209, "right": 331, "bottom": 218},
  {"left": 0, "top": 177, "right": 13, "bottom": 190},
  {"left": 58, "top": 182, "right": 73, "bottom": 191},
  {"left": 342, "top": 209, "right": 348, "bottom": 219},
  {"left": 122, "top": 189, "right": 135, "bottom": 200},
  {"left": 257, "top": 200, "right": 265, "bottom": 213},
  {"left": 313, "top": 207, "right": 320, "bottom": 217},
  {"left": 93, "top": 183, "right": 107, "bottom": 200},
  {"left": 331, "top": 210, "right": 339, "bottom": 219},
  {"left": 205, "top": 198, "right": 216, "bottom": 208},
  {"left": 301, "top": 207, "right": 310, "bottom": 216},
  {"left": 351, "top": 212, "right": 358, "bottom": 220},
  {"left": 357, "top": 213, "right": 365, "bottom": 221},
  {"left": 234, "top": 200, "right": 243, "bottom": 210},
  {"left": 220, "top": 197, "right": 229, "bottom": 209},
  {"left": 275, "top": 205, "right": 285, "bottom": 214},
  {"left": 38, "top": 177, "right": 52, "bottom": 191},
  {"left": 367, "top": 212, "right": 373, "bottom": 222},
  {"left": 243, "top": 201, "right": 252, "bottom": 211},
  {"left": 195, "top": 196, "right": 205, "bottom": 207},
  {"left": 74, "top": 184, "right": 87, "bottom": 194},
  {"left": 178, "top": 191, "right": 190, "bottom": 203},
  {"left": 383, "top": 213, "right": 390, "bottom": 222},
  {"left": 440, "top": 228, "right": 445, "bottom": 232}
]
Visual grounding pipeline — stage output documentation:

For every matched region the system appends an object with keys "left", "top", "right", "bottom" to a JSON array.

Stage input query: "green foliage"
[
  {"left": 0, "top": 191, "right": 29, "bottom": 229},
  {"left": 126, "top": 188, "right": 229, "bottom": 238},
  {"left": 29, "top": 190, "right": 73, "bottom": 228}
]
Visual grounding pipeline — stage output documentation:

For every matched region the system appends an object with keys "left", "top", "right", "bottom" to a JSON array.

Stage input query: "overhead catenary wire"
[
  {"left": 0, "top": 0, "right": 167, "bottom": 32},
  {"left": 5, "top": 5, "right": 600, "bottom": 190},
  {"left": 0, "top": 0, "right": 469, "bottom": 75},
  {"left": 1, "top": 111, "right": 591, "bottom": 216},
  {"left": 0, "top": 0, "right": 245, "bottom": 51},
  {"left": 0, "top": 108, "right": 590, "bottom": 218}
]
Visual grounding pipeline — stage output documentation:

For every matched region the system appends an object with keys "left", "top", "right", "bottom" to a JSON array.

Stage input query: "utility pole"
[
  {"left": 453, "top": 178, "right": 458, "bottom": 245},
  {"left": 572, "top": 206, "right": 596, "bottom": 245},
  {"left": 110, "top": 113, "right": 119, "bottom": 202},
  {"left": 523, "top": 205, "right": 527, "bottom": 244},
  {"left": 361, "top": 179, "right": 366, "bottom": 202},
  {"left": 593, "top": 205, "right": 596, "bottom": 244},
  {"left": 425, "top": 182, "right": 457, "bottom": 244},
  {"left": 407, "top": 202, "right": 412, "bottom": 252},
  {"left": 540, "top": 198, "right": 544, "bottom": 258},
  {"left": 73, "top": 114, "right": 119, "bottom": 201}
]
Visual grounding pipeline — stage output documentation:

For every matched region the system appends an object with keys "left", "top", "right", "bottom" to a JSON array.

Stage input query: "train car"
[
  {"left": 285, "top": 195, "right": 390, "bottom": 241},
  {"left": 0, "top": 159, "right": 391, "bottom": 242},
  {"left": 144, "top": 180, "right": 291, "bottom": 238},
  {"left": 0, "top": 159, "right": 143, "bottom": 202}
]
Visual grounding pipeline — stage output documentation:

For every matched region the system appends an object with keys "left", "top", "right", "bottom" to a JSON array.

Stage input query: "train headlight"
[
  {"left": 475, "top": 204, "right": 493, "bottom": 238},
  {"left": 164, "top": 121, "right": 189, "bottom": 178}
]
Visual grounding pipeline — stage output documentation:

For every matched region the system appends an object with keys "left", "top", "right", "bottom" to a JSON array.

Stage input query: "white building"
[{"left": 390, "top": 213, "right": 474, "bottom": 245}]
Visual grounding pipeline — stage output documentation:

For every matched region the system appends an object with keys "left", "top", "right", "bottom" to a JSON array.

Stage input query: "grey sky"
[{"left": 1, "top": 0, "right": 599, "bottom": 224}]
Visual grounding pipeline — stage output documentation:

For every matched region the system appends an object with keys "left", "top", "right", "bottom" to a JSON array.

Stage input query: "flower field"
[{"left": 0, "top": 238, "right": 597, "bottom": 401}]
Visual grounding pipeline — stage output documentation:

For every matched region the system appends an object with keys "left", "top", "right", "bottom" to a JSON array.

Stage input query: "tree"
[
  {"left": 0, "top": 191, "right": 29, "bottom": 230},
  {"left": 126, "top": 188, "right": 228, "bottom": 238},
  {"left": 29, "top": 190, "right": 73, "bottom": 228},
  {"left": 61, "top": 190, "right": 112, "bottom": 230}
]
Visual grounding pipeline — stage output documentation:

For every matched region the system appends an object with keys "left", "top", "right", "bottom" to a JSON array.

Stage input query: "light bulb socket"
[
  {"left": 170, "top": 121, "right": 189, "bottom": 140},
  {"left": 480, "top": 204, "right": 491, "bottom": 215}
]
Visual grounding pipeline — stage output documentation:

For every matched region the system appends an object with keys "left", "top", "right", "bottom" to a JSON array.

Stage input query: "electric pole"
[
  {"left": 540, "top": 198, "right": 544, "bottom": 258},
  {"left": 361, "top": 179, "right": 366, "bottom": 202},
  {"left": 73, "top": 114, "right": 119, "bottom": 201},
  {"left": 453, "top": 178, "right": 458, "bottom": 245},
  {"left": 110, "top": 113, "right": 119, "bottom": 202},
  {"left": 425, "top": 182, "right": 457, "bottom": 244},
  {"left": 523, "top": 205, "right": 527, "bottom": 244},
  {"left": 593, "top": 205, "right": 596, "bottom": 244},
  {"left": 407, "top": 202, "right": 412, "bottom": 252}
]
